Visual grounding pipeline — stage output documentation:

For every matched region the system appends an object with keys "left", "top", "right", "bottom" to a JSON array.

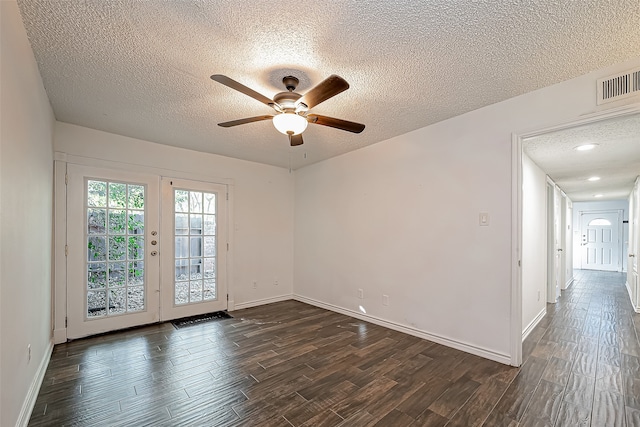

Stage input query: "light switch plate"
[{"left": 479, "top": 212, "right": 490, "bottom": 226}]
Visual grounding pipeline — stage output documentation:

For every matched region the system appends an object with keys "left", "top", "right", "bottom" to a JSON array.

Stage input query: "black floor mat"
[{"left": 171, "top": 311, "right": 233, "bottom": 329}]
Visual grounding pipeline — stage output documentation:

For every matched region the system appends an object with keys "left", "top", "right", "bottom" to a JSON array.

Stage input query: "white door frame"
[
  {"left": 53, "top": 152, "right": 235, "bottom": 343},
  {"left": 511, "top": 103, "right": 640, "bottom": 366}
]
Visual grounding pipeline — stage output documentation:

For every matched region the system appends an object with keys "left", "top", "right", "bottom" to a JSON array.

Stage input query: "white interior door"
[
  {"left": 559, "top": 196, "right": 566, "bottom": 289},
  {"left": 554, "top": 189, "right": 562, "bottom": 298},
  {"left": 580, "top": 211, "right": 620, "bottom": 271},
  {"left": 629, "top": 179, "right": 639, "bottom": 308},
  {"left": 67, "top": 165, "right": 160, "bottom": 339},
  {"left": 564, "top": 201, "right": 573, "bottom": 289},
  {"left": 160, "top": 178, "right": 228, "bottom": 321},
  {"left": 547, "top": 183, "right": 560, "bottom": 303}
]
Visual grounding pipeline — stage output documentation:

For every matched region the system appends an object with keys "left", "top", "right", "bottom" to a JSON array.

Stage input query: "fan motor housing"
[{"left": 273, "top": 91, "right": 302, "bottom": 111}]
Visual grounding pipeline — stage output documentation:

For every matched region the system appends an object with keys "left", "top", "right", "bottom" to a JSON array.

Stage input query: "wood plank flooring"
[{"left": 29, "top": 270, "right": 640, "bottom": 426}]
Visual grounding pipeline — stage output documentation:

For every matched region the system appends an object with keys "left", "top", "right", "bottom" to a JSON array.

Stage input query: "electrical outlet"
[
  {"left": 27, "top": 344, "right": 31, "bottom": 362},
  {"left": 382, "top": 295, "right": 389, "bottom": 306},
  {"left": 274, "top": 279, "right": 278, "bottom": 286},
  {"left": 253, "top": 281, "right": 257, "bottom": 289},
  {"left": 357, "top": 289, "right": 364, "bottom": 299}
]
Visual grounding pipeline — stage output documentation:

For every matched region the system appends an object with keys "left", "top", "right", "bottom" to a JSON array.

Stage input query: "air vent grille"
[{"left": 597, "top": 68, "right": 640, "bottom": 105}]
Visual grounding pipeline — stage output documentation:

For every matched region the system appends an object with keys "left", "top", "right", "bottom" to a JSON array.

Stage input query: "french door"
[
  {"left": 67, "top": 165, "right": 227, "bottom": 339},
  {"left": 160, "top": 178, "right": 228, "bottom": 321},
  {"left": 67, "top": 165, "right": 160, "bottom": 338}
]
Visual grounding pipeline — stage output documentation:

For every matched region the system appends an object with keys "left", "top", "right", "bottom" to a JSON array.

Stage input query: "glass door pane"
[
  {"left": 86, "top": 180, "right": 146, "bottom": 317},
  {"left": 173, "top": 189, "right": 217, "bottom": 305}
]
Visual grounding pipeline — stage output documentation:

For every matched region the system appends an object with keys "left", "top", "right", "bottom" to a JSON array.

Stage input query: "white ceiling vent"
[{"left": 597, "top": 67, "right": 640, "bottom": 105}]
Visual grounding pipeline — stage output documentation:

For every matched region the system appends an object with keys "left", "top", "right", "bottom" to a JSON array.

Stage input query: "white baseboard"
[
  {"left": 626, "top": 281, "right": 640, "bottom": 313},
  {"left": 230, "top": 294, "right": 293, "bottom": 311},
  {"left": 522, "top": 307, "right": 546, "bottom": 341},
  {"left": 563, "top": 276, "right": 574, "bottom": 290},
  {"left": 293, "top": 294, "right": 511, "bottom": 365},
  {"left": 17, "top": 339, "right": 53, "bottom": 427}
]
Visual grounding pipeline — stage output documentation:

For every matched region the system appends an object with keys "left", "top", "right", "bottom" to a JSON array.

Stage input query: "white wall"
[
  {"left": 572, "top": 199, "right": 629, "bottom": 271},
  {"left": 522, "top": 154, "right": 547, "bottom": 337},
  {"left": 294, "top": 56, "right": 640, "bottom": 363},
  {"left": 54, "top": 122, "right": 295, "bottom": 310},
  {"left": 1, "top": 1, "right": 55, "bottom": 425}
]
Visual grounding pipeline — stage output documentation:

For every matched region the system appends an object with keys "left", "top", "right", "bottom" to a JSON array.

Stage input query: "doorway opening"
[{"left": 512, "top": 104, "right": 640, "bottom": 366}]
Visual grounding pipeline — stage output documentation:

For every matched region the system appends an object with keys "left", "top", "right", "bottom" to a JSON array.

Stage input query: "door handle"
[
  {"left": 150, "top": 250, "right": 158, "bottom": 256},
  {"left": 630, "top": 254, "right": 636, "bottom": 258},
  {"left": 557, "top": 248, "right": 563, "bottom": 252}
]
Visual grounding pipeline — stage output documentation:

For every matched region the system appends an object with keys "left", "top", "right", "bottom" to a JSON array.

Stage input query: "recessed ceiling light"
[
  {"left": 594, "top": 194, "right": 603, "bottom": 198},
  {"left": 575, "top": 144, "right": 598, "bottom": 151},
  {"left": 587, "top": 176, "right": 601, "bottom": 181}
]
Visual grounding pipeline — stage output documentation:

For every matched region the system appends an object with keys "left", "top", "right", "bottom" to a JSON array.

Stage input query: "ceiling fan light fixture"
[
  {"left": 212, "top": 73, "right": 365, "bottom": 146},
  {"left": 273, "top": 113, "right": 308, "bottom": 135}
]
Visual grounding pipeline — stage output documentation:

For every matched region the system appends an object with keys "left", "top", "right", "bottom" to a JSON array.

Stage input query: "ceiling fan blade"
[
  {"left": 289, "top": 133, "right": 304, "bottom": 146},
  {"left": 218, "top": 115, "right": 273, "bottom": 127},
  {"left": 211, "top": 74, "right": 273, "bottom": 106},
  {"left": 297, "top": 75, "right": 349, "bottom": 109},
  {"left": 307, "top": 114, "right": 365, "bottom": 133}
]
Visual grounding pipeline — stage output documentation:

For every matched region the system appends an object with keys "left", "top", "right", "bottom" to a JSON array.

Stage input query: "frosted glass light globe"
[{"left": 273, "top": 113, "right": 308, "bottom": 135}]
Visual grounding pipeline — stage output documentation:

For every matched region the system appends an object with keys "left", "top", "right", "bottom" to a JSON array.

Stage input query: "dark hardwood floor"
[{"left": 29, "top": 270, "right": 640, "bottom": 426}]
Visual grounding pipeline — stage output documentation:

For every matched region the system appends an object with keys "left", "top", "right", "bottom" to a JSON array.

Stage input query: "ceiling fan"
[{"left": 211, "top": 74, "right": 365, "bottom": 146}]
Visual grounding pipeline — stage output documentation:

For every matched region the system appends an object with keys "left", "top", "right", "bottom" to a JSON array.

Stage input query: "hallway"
[{"left": 490, "top": 269, "right": 640, "bottom": 426}]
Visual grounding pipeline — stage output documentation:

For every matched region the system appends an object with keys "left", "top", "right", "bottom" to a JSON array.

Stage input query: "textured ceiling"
[
  {"left": 16, "top": 0, "right": 640, "bottom": 170},
  {"left": 523, "top": 114, "right": 640, "bottom": 202}
]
